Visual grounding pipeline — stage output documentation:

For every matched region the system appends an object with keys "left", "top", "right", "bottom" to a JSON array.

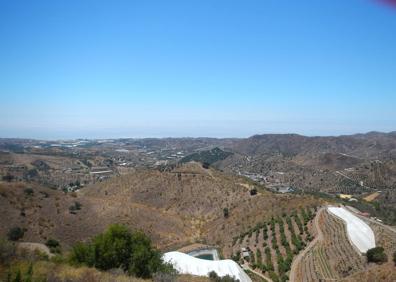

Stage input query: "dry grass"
[
  {"left": 363, "top": 192, "right": 380, "bottom": 202},
  {"left": 295, "top": 209, "right": 396, "bottom": 282},
  {"left": 0, "top": 163, "right": 321, "bottom": 255},
  {"left": 342, "top": 262, "right": 396, "bottom": 282},
  {"left": 1, "top": 260, "right": 148, "bottom": 282}
]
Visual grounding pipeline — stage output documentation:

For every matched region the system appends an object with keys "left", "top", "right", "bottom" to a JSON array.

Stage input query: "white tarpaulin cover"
[
  {"left": 328, "top": 207, "right": 375, "bottom": 253},
  {"left": 163, "top": 251, "right": 252, "bottom": 282}
]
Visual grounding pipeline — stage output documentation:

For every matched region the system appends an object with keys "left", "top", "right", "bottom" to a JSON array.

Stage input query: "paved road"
[{"left": 289, "top": 207, "right": 325, "bottom": 282}]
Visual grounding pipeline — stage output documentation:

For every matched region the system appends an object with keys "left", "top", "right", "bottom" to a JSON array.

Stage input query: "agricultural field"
[
  {"left": 295, "top": 209, "right": 366, "bottom": 281},
  {"left": 229, "top": 207, "right": 317, "bottom": 282},
  {"left": 294, "top": 206, "right": 396, "bottom": 282}
]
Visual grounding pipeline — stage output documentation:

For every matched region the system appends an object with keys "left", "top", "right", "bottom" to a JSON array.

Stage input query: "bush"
[
  {"left": 0, "top": 238, "right": 15, "bottom": 263},
  {"left": 153, "top": 271, "right": 177, "bottom": 282},
  {"left": 7, "top": 227, "right": 25, "bottom": 241},
  {"left": 249, "top": 188, "right": 257, "bottom": 196},
  {"left": 24, "top": 188, "right": 34, "bottom": 196},
  {"left": 202, "top": 162, "right": 210, "bottom": 169},
  {"left": 69, "top": 201, "right": 82, "bottom": 214},
  {"left": 223, "top": 208, "right": 229, "bottom": 218},
  {"left": 69, "top": 224, "right": 174, "bottom": 278},
  {"left": 366, "top": 247, "right": 387, "bottom": 264},
  {"left": 46, "top": 239, "right": 60, "bottom": 248},
  {"left": 208, "top": 271, "right": 239, "bottom": 282},
  {"left": 46, "top": 239, "right": 61, "bottom": 254},
  {"left": 269, "top": 271, "right": 279, "bottom": 282},
  {"left": 2, "top": 173, "right": 14, "bottom": 182}
]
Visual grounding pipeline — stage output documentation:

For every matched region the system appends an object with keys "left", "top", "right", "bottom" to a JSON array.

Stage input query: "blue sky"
[{"left": 1, "top": 0, "right": 395, "bottom": 139}]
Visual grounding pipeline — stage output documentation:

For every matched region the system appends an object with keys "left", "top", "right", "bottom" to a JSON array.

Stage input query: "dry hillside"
[{"left": 0, "top": 162, "right": 320, "bottom": 253}]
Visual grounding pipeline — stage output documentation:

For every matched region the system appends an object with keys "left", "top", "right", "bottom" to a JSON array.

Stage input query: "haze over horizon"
[{"left": 1, "top": 0, "right": 396, "bottom": 139}]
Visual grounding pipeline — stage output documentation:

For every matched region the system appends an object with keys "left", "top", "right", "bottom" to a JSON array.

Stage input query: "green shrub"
[
  {"left": 14, "top": 269, "right": 22, "bottom": 282},
  {"left": 366, "top": 247, "right": 387, "bottom": 264},
  {"left": 7, "top": 227, "right": 25, "bottom": 241},
  {"left": 249, "top": 188, "right": 257, "bottom": 196},
  {"left": 46, "top": 239, "right": 61, "bottom": 254},
  {"left": 269, "top": 271, "right": 279, "bottom": 282},
  {"left": 69, "top": 224, "right": 174, "bottom": 278},
  {"left": 46, "top": 239, "right": 60, "bottom": 248},
  {"left": 223, "top": 208, "right": 229, "bottom": 218},
  {"left": 69, "top": 201, "right": 82, "bottom": 214},
  {"left": 0, "top": 238, "right": 15, "bottom": 263},
  {"left": 208, "top": 271, "right": 239, "bottom": 282},
  {"left": 202, "top": 162, "right": 210, "bottom": 169},
  {"left": 24, "top": 188, "right": 34, "bottom": 196}
]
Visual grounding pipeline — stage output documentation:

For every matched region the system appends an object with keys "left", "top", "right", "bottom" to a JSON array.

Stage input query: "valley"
[{"left": 0, "top": 132, "right": 396, "bottom": 281}]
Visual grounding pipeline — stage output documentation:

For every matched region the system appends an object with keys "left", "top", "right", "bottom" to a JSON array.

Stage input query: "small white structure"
[
  {"left": 163, "top": 251, "right": 252, "bottom": 282},
  {"left": 328, "top": 207, "right": 375, "bottom": 253}
]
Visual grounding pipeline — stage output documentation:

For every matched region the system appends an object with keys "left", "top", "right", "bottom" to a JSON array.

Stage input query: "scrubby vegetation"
[
  {"left": 0, "top": 225, "right": 177, "bottom": 281},
  {"left": 23, "top": 188, "right": 34, "bottom": 196},
  {"left": 69, "top": 201, "right": 82, "bottom": 214},
  {"left": 7, "top": 227, "right": 25, "bottom": 241},
  {"left": 0, "top": 238, "right": 15, "bottom": 264},
  {"left": 180, "top": 147, "right": 233, "bottom": 166},
  {"left": 348, "top": 199, "right": 396, "bottom": 226},
  {"left": 208, "top": 271, "right": 239, "bottom": 282},
  {"left": 69, "top": 224, "right": 175, "bottom": 278},
  {"left": 45, "top": 239, "right": 61, "bottom": 254},
  {"left": 366, "top": 247, "right": 388, "bottom": 264},
  {"left": 223, "top": 208, "right": 229, "bottom": 218}
]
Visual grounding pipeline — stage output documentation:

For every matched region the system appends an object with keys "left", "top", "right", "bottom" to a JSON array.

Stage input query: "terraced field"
[
  {"left": 230, "top": 207, "right": 316, "bottom": 282},
  {"left": 296, "top": 209, "right": 366, "bottom": 281}
]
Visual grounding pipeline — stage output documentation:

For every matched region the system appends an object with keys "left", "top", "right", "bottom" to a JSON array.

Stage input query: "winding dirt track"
[
  {"left": 289, "top": 207, "right": 325, "bottom": 282},
  {"left": 243, "top": 264, "right": 273, "bottom": 282}
]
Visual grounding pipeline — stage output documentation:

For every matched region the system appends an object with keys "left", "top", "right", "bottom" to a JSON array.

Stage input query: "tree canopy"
[
  {"left": 69, "top": 224, "right": 174, "bottom": 278},
  {"left": 366, "top": 247, "right": 387, "bottom": 264}
]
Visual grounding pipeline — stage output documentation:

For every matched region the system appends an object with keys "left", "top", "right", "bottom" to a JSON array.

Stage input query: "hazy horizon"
[
  {"left": 1, "top": 128, "right": 395, "bottom": 141},
  {"left": 1, "top": 1, "right": 395, "bottom": 139}
]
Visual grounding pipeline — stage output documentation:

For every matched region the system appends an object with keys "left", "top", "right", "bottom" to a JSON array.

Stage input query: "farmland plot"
[
  {"left": 297, "top": 210, "right": 366, "bottom": 281},
  {"left": 230, "top": 207, "right": 316, "bottom": 282}
]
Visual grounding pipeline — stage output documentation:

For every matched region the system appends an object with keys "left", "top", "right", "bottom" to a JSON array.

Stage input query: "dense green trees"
[{"left": 69, "top": 224, "right": 174, "bottom": 278}]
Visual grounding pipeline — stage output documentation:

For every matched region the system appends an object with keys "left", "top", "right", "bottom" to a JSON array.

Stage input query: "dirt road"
[{"left": 243, "top": 264, "right": 273, "bottom": 282}]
